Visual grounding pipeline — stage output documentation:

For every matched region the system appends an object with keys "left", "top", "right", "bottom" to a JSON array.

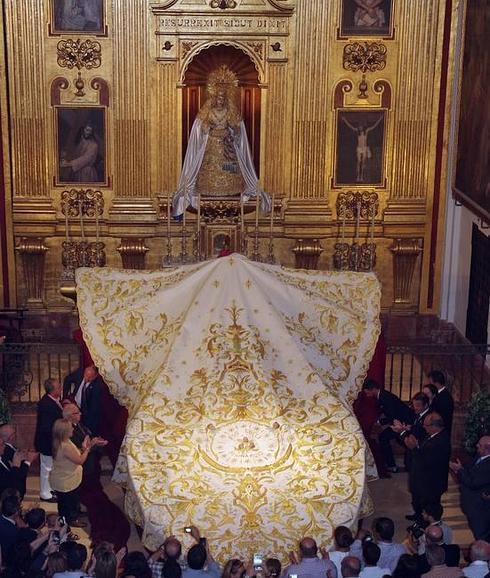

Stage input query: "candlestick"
[
  {"left": 355, "top": 201, "right": 361, "bottom": 245},
  {"left": 64, "top": 198, "right": 69, "bottom": 243},
  {"left": 197, "top": 194, "right": 201, "bottom": 261},
  {"left": 269, "top": 193, "right": 275, "bottom": 236},
  {"left": 240, "top": 195, "right": 245, "bottom": 254},
  {"left": 370, "top": 202, "right": 375, "bottom": 241},
  {"left": 341, "top": 206, "right": 346, "bottom": 243},
  {"left": 79, "top": 199, "right": 85, "bottom": 241},
  {"left": 253, "top": 193, "right": 260, "bottom": 261}
]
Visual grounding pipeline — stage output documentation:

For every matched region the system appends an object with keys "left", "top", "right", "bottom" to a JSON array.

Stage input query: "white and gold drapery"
[{"left": 76, "top": 255, "right": 381, "bottom": 560}]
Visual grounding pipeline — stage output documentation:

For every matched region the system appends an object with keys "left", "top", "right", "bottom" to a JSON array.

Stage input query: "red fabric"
[
  {"left": 366, "top": 331, "right": 387, "bottom": 387},
  {"left": 353, "top": 331, "right": 389, "bottom": 476},
  {"left": 79, "top": 457, "right": 130, "bottom": 551},
  {"left": 72, "top": 329, "right": 130, "bottom": 545}
]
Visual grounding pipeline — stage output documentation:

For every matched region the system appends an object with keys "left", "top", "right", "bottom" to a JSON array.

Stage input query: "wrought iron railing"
[
  {"left": 1, "top": 341, "right": 488, "bottom": 406},
  {"left": 0, "top": 343, "right": 81, "bottom": 403},
  {"left": 385, "top": 343, "right": 490, "bottom": 403}
]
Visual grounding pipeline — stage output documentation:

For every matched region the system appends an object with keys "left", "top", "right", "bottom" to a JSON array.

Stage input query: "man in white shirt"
[
  {"left": 463, "top": 541, "right": 490, "bottom": 578},
  {"left": 282, "top": 537, "right": 338, "bottom": 578}
]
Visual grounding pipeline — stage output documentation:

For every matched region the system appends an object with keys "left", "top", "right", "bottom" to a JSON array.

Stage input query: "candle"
[
  {"left": 79, "top": 199, "right": 85, "bottom": 241},
  {"left": 341, "top": 206, "right": 346, "bottom": 243},
  {"left": 240, "top": 195, "right": 245, "bottom": 253},
  {"left": 64, "top": 197, "right": 69, "bottom": 243},
  {"left": 167, "top": 191, "right": 171, "bottom": 241},
  {"left": 197, "top": 193, "right": 201, "bottom": 259},
  {"left": 270, "top": 193, "right": 275, "bottom": 236},
  {"left": 95, "top": 204, "right": 100, "bottom": 245},
  {"left": 371, "top": 202, "right": 375, "bottom": 242},
  {"left": 183, "top": 192, "right": 187, "bottom": 229},
  {"left": 355, "top": 201, "right": 361, "bottom": 244},
  {"left": 255, "top": 192, "right": 260, "bottom": 230}
]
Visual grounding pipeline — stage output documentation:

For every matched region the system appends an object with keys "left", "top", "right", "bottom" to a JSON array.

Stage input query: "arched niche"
[{"left": 182, "top": 44, "right": 261, "bottom": 176}]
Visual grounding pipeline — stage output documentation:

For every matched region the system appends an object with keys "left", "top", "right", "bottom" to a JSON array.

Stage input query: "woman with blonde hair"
[{"left": 50, "top": 418, "right": 96, "bottom": 527}]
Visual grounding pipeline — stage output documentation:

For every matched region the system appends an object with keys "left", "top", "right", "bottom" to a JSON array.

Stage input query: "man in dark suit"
[
  {"left": 0, "top": 424, "right": 36, "bottom": 498},
  {"left": 362, "top": 378, "right": 414, "bottom": 473},
  {"left": 404, "top": 412, "right": 451, "bottom": 523},
  {"left": 450, "top": 435, "right": 490, "bottom": 540},
  {"left": 34, "top": 377, "right": 63, "bottom": 502},
  {"left": 429, "top": 370, "right": 454, "bottom": 435},
  {"left": 63, "top": 365, "right": 103, "bottom": 435},
  {"left": 0, "top": 495, "right": 21, "bottom": 566}
]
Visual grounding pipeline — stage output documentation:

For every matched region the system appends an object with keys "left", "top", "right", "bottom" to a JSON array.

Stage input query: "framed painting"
[
  {"left": 335, "top": 110, "right": 386, "bottom": 187},
  {"left": 340, "top": 0, "right": 393, "bottom": 38},
  {"left": 51, "top": 0, "right": 105, "bottom": 35},
  {"left": 453, "top": 0, "right": 490, "bottom": 223},
  {"left": 56, "top": 107, "right": 106, "bottom": 186}
]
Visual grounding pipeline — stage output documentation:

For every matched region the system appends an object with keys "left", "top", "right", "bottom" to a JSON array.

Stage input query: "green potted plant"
[{"left": 463, "top": 390, "right": 490, "bottom": 454}]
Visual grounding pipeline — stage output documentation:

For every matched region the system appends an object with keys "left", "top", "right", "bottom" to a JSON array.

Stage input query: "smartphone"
[
  {"left": 52, "top": 530, "right": 61, "bottom": 545},
  {"left": 58, "top": 516, "right": 66, "bottom": 527},
  {"left": 253, "top": 553, "right": 263, "bottom": 571},
  {"left": 185, "top": 527, "right": 192, "bottom": 533},
  {"left": 289, "top": 574, "right": 298, "bottom": 578}
]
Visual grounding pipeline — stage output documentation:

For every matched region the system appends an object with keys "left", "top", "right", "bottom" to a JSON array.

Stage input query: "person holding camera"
[
  {"left": 182, "top": 526, "right": 221, "bottom": 578},
  {"left": 282, "top": 537, "right": 338, "bottom": 578},
  {"left": 148, "top": 535, "right": 183, "bottom": 578}
]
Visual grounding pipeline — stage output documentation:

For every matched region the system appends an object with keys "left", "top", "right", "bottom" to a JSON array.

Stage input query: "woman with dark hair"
[
  {"left": 391, "top": 554, "right": 420, "bottom": 578},
  {"left": 264, "top": 558, "right": 281, "bottom": 578},
  {"left": 222, "top": 559, "right": 245, "bottom": 578},
  {"left": 422, "top": 384, "right": 438, "bottom": 409},
  {"left": 94, "top": 549, "right": 118, "bottom": 578},
  {"left": 121, "top": 551, "right": 152, "bottom": 578}
]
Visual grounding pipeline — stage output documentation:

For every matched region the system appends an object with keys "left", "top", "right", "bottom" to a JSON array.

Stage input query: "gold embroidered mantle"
[{"left": 76, "top": 255, "right": 381, "bottom": 560}]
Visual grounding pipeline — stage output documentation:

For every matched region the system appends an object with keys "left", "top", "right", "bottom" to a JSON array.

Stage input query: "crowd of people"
[{"left": 0, "top": 366, "right": 488, "bottom": 577}]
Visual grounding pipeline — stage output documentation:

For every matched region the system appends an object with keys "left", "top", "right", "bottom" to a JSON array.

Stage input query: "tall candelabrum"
[
  {"left": 162, "top": 194, "right": 277, "bottom": 265},
  {"left": 334, "top": 191, "right": 378, "bottom": 272},
  {"left": 61, "top": 189, "right": 105, "bottom": 279}
]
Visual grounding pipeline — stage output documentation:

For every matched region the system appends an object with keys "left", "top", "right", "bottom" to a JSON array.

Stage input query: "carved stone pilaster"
[
  {"left": 117, "top": 239, "right": 150, "bottom": 270},
  {"left": 390, "top": 239, "right": 423, "bottom": 307},
  {"left": 15, "top": 238, "right": 48, "bottom": 308},
  {"left": 292, "top": 239, "right": 323, "bottom": 270}
]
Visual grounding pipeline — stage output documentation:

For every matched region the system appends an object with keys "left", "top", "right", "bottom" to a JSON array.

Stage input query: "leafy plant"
[{"left": 463, "top": 390, "right": 490, "bottom": 454}]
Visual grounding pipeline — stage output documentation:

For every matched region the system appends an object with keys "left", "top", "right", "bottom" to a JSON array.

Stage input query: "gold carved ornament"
[
  {"left": 343, "top": 42, "right": 387, "bottom": 74},
  {"left": 57, "top": 39, "right": 102, "bottom": 70}
]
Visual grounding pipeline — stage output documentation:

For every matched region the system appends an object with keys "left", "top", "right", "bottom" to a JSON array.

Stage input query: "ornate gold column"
[
  {"left": 111, "top": 0, "right": 153, "bottom": 219},
  {"left": 5, "top": 1, "right": 55, "bottom": 220},
  {"left": 390, "top": 238, "right": 423, "bottom": 309},
  {"left": 289, "top": 0, "right": 334, "bottom": 204},
  {"left": 16, "top": 238, "right": 48, "bottom": 308},
  {"left": 117, "top": 239, "right": 149, "bottom": 270}
]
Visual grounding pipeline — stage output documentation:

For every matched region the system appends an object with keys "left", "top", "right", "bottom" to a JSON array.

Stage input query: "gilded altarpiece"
[{"left": 0, "top": 0, "right": 461, "bottom": 317}]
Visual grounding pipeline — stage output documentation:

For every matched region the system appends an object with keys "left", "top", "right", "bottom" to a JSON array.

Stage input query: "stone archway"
[{"left": 182, "top": 44, "right": 261, "bottom": 175}]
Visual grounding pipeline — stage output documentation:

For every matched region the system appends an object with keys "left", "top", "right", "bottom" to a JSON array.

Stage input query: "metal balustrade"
[
  {"left": 0, "top": 341, "right": 488, "bottom": 405},
  {"left": 0, "top": 343, "right": 81, "bottom": 403},
  {"left": 386, "top": 343, "right": 490, "bottom": 403}
]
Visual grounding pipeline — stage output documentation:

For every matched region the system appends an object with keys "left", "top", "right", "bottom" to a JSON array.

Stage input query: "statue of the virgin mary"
[{"left": 172, "top": 65, "right": 271, "bottom": 216}]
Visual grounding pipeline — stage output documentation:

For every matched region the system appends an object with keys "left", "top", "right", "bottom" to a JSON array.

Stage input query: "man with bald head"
[
  {"left": 415, "top": 525, "right": 461, "bottom": 573},
  {"left": 450, "top": 435, "right": 490, "bottom": 541},
  {"left": 404, "top": 412, "right": 451, "bottom": 523},
  {"left": 341, "top": 556, "right": 360, "bottom": 577},
  {"left": 283, "top": 537, "right": 338, "bottom": 578},
  {"left": 463, "top": 540, "right": 490, "bottom": 578}
]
